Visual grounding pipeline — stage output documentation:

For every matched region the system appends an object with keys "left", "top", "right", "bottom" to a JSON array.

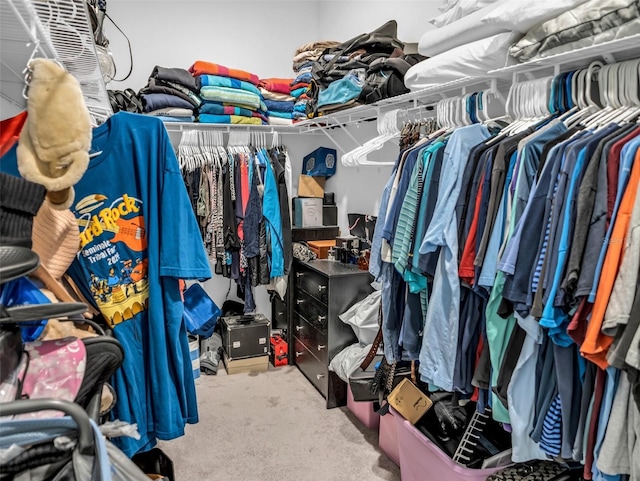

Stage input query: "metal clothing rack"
[{"left": 0, "top": 0, "right": 113, "bottom": 121}]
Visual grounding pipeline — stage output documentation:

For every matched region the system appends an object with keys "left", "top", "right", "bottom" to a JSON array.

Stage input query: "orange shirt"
[{"left": 581, "top": 148, "right": 640, "bottom": 368}]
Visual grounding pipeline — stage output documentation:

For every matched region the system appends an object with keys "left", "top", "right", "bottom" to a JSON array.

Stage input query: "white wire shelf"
[
  {"left": 1, "top": 0, "right": 112, "bottom": 119},
  {"left": 488, "top": 34, "right": 640, "bottom": 79},
  {"left": 294, "top": 76, "right": 512, "bottom": 133},
  {"left": 161, "top": 121, "right": 315, "bottom": 135},
  {"left": 161, "top": 33, "right": 639, "bottom": 142}
]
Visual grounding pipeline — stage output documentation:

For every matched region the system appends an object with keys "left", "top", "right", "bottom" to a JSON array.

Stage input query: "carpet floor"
[{"left": 159, "top": 365, "right": 400, "bottom": 481}]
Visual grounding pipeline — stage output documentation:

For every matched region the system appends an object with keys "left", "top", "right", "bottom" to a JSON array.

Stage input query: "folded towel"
[
  {"left": 293, "top": 111, "right": 308, "bottom": 120},
  {"left": 263, "top": 99, "right": 294, "bottom": 113},
  {"left": 150, "top": 65, "right": 199, "bottom": 92},
  {"left": 198, "top": 114, "right": 264, "bottom": 125},
  {"left": 267, "top": 111, "right": 294, "bottom": 119},
  {"left": 294, "top": 40, "right": 340, "bottom": 56},
  {"left": 294, "top": 60, "right": 315, "bottom": 72},
  {"left": 146, "top": 107, "right": 194, "bottom": 117},
  {"left": 189, "top": 60, "right": 259, "bottom": 85},
  {"left": 292, "top": 72, "right": 312, "bottom": 85},
  {"left": 290, "top": 87, "right": 309, "bottom": 99},
  {"left": 259, "top": 78, "right": 295, "bottom": 95},
  {"left": 268, "top": 117, "right": 293, "bottom": 126},
  {"left": 140, "top": 93, "right": 194, "bottom": 112},
  {"left": 199, "top": 101, "right": 268, "bottom": 122},
  {"left": 293, "top": 102, "right": 308, "bottom": 113},
  {"left": 199, "top": 86, "right": 265, "bottom": 111},
  {"left": 140, "top": 78, "right": 202, "bottom": 107},
  {"left": 200, "top": 75, "right": 261, "bottom": 96},
  {"left": 259, "top": 88, "right": 295, "bottom": 102}
]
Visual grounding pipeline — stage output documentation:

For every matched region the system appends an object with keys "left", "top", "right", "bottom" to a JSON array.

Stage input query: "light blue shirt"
[{"left": 418, "top": 124, "right": 490, "bottom": 391}]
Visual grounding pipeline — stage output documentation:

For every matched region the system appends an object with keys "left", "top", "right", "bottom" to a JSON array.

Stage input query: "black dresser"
[{"left": 291, "top": 259, "right": 373, "bottom": 408}]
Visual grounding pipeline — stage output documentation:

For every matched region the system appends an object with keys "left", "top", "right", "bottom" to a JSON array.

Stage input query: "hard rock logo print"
[{"left": 74, "top": 193, "right": 149, "bottom": 328}]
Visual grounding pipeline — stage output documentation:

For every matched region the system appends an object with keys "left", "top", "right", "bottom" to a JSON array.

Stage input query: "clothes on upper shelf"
[
  {"left": 139, "top": 66, "right": 201, "bottom": 117},
  {"left": 510, "top": 0, "right": 640, "bottom": 62},
  {"left": 1, "top": 112, "right": 211, "bottom": 457},
  {"left": 189, "top": 60, "right": 260, "bottom": 86},
  {"left": 258, "top": 78, "right": 294, "bottom": 95},
  {"left": 408, "top": 0, "right": 640, "bottom": 91},
  {"left": 186, "top": 61, "right": 267, "bottom": 124},
  {"left": 179, "top": 142, "right": 292, "bottom": 306},
  {"left": 257, "top": 79, "right": 296, "bottom": 123},
  {"left": 370, "top": 114, "right": 640, "bottom": 478}
]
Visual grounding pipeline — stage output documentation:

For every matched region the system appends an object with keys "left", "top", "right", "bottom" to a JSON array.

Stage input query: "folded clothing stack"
[
  {"left": 189, "top": 60, "right": 266, "bottom": 125},
  {"left": 139, "top": 66, "right": 200, "bottom": 122},
  {"left": 258, "top": 78, "right": 295, "bottom": 126},
  {"left": 291, "top": 41, "right": 339, "bottom": 121}
]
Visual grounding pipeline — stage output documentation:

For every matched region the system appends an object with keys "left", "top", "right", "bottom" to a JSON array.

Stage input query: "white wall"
[
  {"left": 104, "top": 0, "right": 441, "bottom": 91},
  {"left": 316, "top": 1, "right": 440, "bottom": 43},
  {"left": 104, "top": 0, "right": 320, "bottom": 91}
]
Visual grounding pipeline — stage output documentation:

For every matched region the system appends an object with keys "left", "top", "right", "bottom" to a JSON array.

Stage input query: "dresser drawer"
[
  {"left": 293, "top": 313, "right": 328, "bottom": 365},
  {"left": 294, "top": 289, "right": 328, "bottom": 331},
  {"left": 294, "top": 268, "right": 328, "bottom": 304},
  {"left": 294, "top": 337, "right": 328, "bottom": 398}
]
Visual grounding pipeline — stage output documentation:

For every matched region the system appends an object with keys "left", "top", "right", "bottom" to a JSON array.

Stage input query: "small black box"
[
  {"left": 220, "top": 314, "right": 271, "bottom": 360},
  {"left": 322, "top": 205, "right": 338, "bottom": 226}
]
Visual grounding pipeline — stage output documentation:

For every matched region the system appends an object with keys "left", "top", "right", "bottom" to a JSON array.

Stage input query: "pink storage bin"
[
  {"left": 347, "top": 385, "right": 380, "bottom": 429},
  {"left": 393, "top": 408, "right": 502, "bottom": 481},
  {"left": 378, "top": 408, "right": 400, "bottom": 466}
]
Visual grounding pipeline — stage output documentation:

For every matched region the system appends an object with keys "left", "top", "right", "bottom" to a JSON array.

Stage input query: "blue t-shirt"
[{"left": 1, "top": 112, "right": 212, "bottom": 456}]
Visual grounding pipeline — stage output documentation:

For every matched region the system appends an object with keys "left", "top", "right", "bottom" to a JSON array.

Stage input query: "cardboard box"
[
  {"left": 294, "top": 198, "right": 323, "bottom": 227},
  {"left": 307, "top": 239, "right": 336, "bottom": 259},
  {"left": 298, "top": 174, "right": 326, "bottom": 198},
  {"left": 387, "top": 378, "right": 433, "bottom": 425},
  {"left": 224, "top": 354, "right": 269, "bottom": 375}
]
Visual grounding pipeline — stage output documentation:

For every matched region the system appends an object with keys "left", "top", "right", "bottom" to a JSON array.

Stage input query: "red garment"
[
  {"left": 189, "top": 60, "right": 259, "bottom": 86},
  {"left": 583, "top": 368, "right": 606, "bottom": 480},
  {"left": 0, "top": 111, "right": 27, "bottom": 157},
  {"left": 258, "top": 78, "right": 294, "bottom": 95},
  {"left": 458, "top": 172, "right": 485, "bottom": 284},
  {"left": 290, "top": 82, "right": 310, "bottom": 92}
]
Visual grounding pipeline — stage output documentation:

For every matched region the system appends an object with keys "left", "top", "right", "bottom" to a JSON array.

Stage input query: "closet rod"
[{"left": 162, "top": 122, "right": 305, "bottom": 135}]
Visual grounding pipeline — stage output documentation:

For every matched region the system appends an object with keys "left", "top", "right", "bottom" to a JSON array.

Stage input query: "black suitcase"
[{"left": 220, "top": 314, "right": 270, "bottom": 360}]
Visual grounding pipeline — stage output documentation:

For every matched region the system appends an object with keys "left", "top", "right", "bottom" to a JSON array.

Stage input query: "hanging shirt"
[
  {"left": 582, "top": 145, "right": 640, "bottom": 369},
  {"left": 418, "top": 124, "right": 490, "bottom": 391},
  {"left": 540, "top": 126, "right": 619, "bottom": 346},
  {"left": 588, "top": 136, "right": 640, "bottom": 303},
  {"left": 259, "top": 148, "right": 284, "bottom": 279},
  {"left": 66, "top": 113, "right": 210, "bottom": 455}
]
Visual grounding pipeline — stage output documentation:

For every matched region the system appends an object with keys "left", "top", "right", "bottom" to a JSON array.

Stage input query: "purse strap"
[{"left": 360, "top": 302, "right": 383, "bottom": 370}]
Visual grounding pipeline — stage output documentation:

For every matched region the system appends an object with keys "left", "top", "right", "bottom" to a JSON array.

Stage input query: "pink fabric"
[{"left": 19, "top": 337, "right": 86, "bottom": 418}]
